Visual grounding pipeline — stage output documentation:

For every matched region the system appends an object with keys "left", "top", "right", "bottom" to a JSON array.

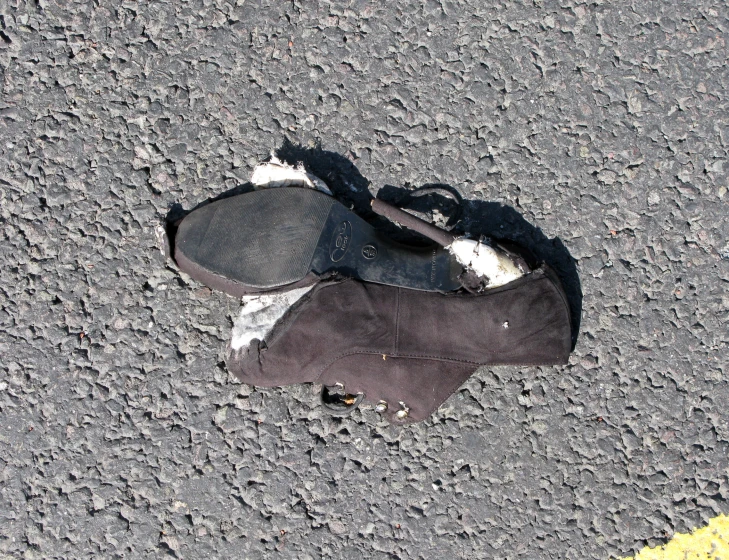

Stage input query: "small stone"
[
  {"left": 92, "top": 495, "right": 105, "bottom": 510},
  {"left": 580, "top": 355, "right": 599, "bottom": 369},
  {"left": 627, "top": 93, "right": 642, "bottom": 114},
  {"left": 161, "top": 535, "right": 179, "bottom": 551},
  {"left": 328, "top": 521, "right": 346, "bottom": 535},
  {"left": 119, "top": 505, "right": 134, "bottom": 522}
]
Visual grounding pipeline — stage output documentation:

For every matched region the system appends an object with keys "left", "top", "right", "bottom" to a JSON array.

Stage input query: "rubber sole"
[{"left": 175, "top": 187, "right": 462, "bottom": 292}]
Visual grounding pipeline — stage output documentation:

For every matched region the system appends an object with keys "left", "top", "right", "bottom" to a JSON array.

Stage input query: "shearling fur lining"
[
  {"left": 447, "top": 238, "right": 525, "bottom": 288},
  {"left": 231, "top": 285, "right": 315, "bottom": 350},
  {"left": 251, "top": 155, "right": 332, "bottom": 194}
]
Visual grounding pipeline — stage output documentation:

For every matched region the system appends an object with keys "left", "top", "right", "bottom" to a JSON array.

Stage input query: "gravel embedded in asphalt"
[{"left": 1, "top": 1, "right": 728, "bottom": 558}]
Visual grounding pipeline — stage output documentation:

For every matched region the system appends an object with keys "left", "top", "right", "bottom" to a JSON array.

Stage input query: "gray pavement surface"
[{"left": 1, "top": 1, "right": 728, "bottom": 558}]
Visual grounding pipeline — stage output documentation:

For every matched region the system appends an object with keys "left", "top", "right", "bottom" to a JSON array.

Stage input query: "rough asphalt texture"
[{"left": 1, "top": 1, "right": 728, "bottom": 559}]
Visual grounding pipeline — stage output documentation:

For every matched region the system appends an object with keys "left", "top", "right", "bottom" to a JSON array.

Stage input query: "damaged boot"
[
  {"left": 226, "top": 264, "right": 571, "bottom": 424},
  {"left": 218, "top": 196, "right": 572, "bottom": 423},
  {"left": 171, "top": 176, "right": 573, "bottom": 423}
]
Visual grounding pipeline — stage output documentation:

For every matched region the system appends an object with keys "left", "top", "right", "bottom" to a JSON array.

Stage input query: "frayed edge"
[
  {"left": 230, "top": 285, "right": 315, "bottom": 351},
  {"left": 250, "top": 155, "right": 332, "bottom": 195},
  {"left": 447, "top": 238, "right": 525, "bottom": 288}
]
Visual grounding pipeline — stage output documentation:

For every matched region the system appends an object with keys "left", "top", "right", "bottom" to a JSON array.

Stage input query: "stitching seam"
[{"left": 313, "top": 350, "right": 561, "bottom": 382}]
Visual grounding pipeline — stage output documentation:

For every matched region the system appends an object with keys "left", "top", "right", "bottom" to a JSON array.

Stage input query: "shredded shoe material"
[
  {"left": 250, "top": 155, "right": 332, "bottom": 195},
  {"left": 230, "top": 285, "right": 314, "bottom": 350},
  {"left": 447, "top": 238, "right": 525, "bottom": 288}
]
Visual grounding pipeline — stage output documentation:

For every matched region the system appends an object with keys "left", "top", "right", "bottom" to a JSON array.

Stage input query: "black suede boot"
[
  {"left": 226, "top": 265, "right": 571, "bottom": 423},
  {"left": 174, "top": 187, "right": 573, "bottom": 423}
]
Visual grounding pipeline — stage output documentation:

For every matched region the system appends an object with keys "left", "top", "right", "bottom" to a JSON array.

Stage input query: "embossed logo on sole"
[
  {"left": 362, "top": 244, "right": 377, "bottom": 260},
  {"left": 329, "top": 221, "right": 352, "bottom": 262}
]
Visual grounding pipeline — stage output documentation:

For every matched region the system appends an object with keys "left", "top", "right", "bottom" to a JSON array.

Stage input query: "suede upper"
[{"left": 227, "top": 265, "right": 572, "bottom": 423}]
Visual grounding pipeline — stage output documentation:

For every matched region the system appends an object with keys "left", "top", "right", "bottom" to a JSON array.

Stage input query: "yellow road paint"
[{"left": 621, "top": 514, "right": 729, "bottom": 560}]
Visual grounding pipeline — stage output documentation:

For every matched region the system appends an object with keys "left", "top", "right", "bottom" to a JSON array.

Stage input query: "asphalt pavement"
[{"left": 1, "top": 1, "right": 728, "bottom": 558}]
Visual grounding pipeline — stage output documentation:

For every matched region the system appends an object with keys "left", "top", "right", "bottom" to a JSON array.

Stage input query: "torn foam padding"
[
  {"left": 250, "top": 155, "right": 332, "bottom": 195},
  {"left": 447, "top": 238, "right": 525, "bottom": 288},
  {"left": 230, "top": 285, "right": 314, "bottom": 350}
]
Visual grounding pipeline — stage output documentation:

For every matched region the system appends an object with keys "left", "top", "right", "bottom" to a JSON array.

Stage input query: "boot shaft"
[{"left": 227, "top": 265, "right": 571, "bottom": 422}]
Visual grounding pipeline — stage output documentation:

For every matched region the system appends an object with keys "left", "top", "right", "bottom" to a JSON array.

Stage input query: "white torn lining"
[
  {"left": 230, "top": 285, "right": 314, "bottom": 350},
  {"left": 250, "top": 155, "right": 332, "bottom": 195},
  {"left": 447, "top": 238, "right": 525, "bottom": 288}
]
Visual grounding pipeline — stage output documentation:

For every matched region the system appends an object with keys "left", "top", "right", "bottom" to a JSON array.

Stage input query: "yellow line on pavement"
[{"left": 621, "top": 514, "right": 729, "bottom": 560}]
